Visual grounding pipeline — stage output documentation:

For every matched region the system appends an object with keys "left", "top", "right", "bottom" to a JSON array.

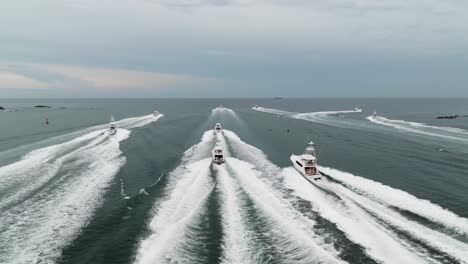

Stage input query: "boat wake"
[
  {"left": 135, "top": 131, "right": 216, "bottom": 264},
  {"left": 222, "top": 129, "right": 468, "bottom": 263},
  {"left": 118, "top": 113, "right": 164, "bottom": 130},
  {"left": 252, "top": 106, "right": 296, "bottom": 116},
  {"left": 253, "top": 106, "right": 364, "bottom": 129},
  {"left": 284, "top": 168, "right": 468, "bottom": 263},
  {"left": 135, "top": 130, "right": 344, "bottom": 264},
  {"left": 212, "top": 106, "right": 236, "bottom": 115},
  {"left": 367, "top": 115, "right": 468, "bottom": 143},
  {"left": 0, "top": 114, "right": 163, "bottom": 264}
]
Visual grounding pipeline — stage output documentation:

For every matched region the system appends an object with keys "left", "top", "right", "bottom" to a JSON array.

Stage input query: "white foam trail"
[
  {"left": 0, "top": 113, "right": 164, "bottom": 163},
  {"left": 293, "top": 109, "right": 363, "bottom": 126},
  {"left": 253, "top": 106, "right": 362, "bottom": 118},
  {"left": 252, "top": 106, "right": 296, "bottom": 116},
  {"left": 223, "top": 130, "right": 280, "bottom": 182},
  {"left": 0, "top": 129, "right": 131, "bottom": 264},
  {"left": 212, "top": 106, "right": 236, "bottom": 114},
  {"left": 134, "top": 158, "right": 214, "bottom": 264},
  {"left": 134, "top": 132, "right": 215, "bottom": 264},
  {"left": 224, "top": 130, "right": 468, "bottom": 262},
  {"left": 332, "top": 181, "right": 468, "bottom": 262},
  {"left": 367, "top": 115, "right": 468, "bottom": 142},
  {"left": 0, "top": 114, "right": 164, "bottom": 210},
  {"left": 283, "top": 167, "right": 431, "bottom": 264},
  {"left": 319, "top": 166, "right": 468, "bottom": 236},
  {"left": 119, "top": 114, "right": 164, "bottom": 129},
  {"left": 226, "top": 157, "right": 344, "bottom": 264},
  {"left": 253, "top": 106, "right": 367, "bottom": 131},
  {"left": 0, "top": 130, "right": 106, "bottom": 209},
  {"left": 216, "top": 165, "right": 255, "bottom": 264}
]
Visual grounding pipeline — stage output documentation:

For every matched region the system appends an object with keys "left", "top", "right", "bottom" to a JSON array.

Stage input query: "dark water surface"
[{"left": 0, "top": 98, "right": 467, "bottom": 264}]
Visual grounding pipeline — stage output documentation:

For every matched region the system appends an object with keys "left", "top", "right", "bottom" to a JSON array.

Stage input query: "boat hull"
[{"left": 290, "top": 155, "right": 321, "bottom": 181}]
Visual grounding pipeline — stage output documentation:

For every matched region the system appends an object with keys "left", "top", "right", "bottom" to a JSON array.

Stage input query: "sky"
[{"left": 1, "top": 0, "right": 467, "bottom": 98}]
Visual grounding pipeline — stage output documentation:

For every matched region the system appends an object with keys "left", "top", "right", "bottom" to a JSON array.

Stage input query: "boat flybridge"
[
  {"left": 212, "top": 143, "right": 225, "bottom": 164},
  {"left": 290, "top": 141, "right": 321, "bottom": 180},
  {"left": 154, "top": 111, "right": 160, "bottom": 116},
  {"left": 214, "top": 123, "right": 222, "bottom": 134},
  {"left": 109, "top": 116, "right": 118, "bottom": 135}
]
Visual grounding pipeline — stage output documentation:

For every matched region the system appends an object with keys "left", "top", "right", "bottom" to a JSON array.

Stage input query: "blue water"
[{"left": 0, "top": 98, "right": 467, "bottom": 264}]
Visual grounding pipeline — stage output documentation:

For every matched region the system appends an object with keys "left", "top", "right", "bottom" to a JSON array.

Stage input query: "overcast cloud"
[{"left": 1, "top": 0, "right": 467, "bottom": 97}]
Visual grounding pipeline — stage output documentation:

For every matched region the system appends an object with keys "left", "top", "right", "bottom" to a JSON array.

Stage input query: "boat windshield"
[
  {"left": 305, "top": 167, "right": 317, "bottom": 175},
  {"left": 304, "top": 159, "right": 315, "bottom": 166}
]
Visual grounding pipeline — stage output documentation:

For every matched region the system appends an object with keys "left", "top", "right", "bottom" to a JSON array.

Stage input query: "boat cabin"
[
  {"left": 300, "top": 155, "right": 317, "bottom": 176},
  {"left": 212, "top": 145, "right": 224, "bottom": 164}
]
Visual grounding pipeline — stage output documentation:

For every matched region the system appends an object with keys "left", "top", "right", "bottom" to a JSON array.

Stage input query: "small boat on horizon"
[
  {"left": 109, "top": 116, "right": 118, "bottom": 135},
  {"left": 290, "top": 141, "right": 321, "bottom": 181},
  {"left": 214, "top": 123, "right": 222, "bottom": 134},
  {"left": 212, "top": 143, "right": 225, "bottom": 164}
]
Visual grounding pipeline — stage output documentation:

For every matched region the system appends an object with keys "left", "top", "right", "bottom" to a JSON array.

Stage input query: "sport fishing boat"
[
  {"left": 290, "top": 141, "right": 321, "bottom": 180},
  {"left": 154, "top": 111, "right": 160, "bottom": 116},
  {"left": 214, "top": 123, "right": 222, "bottom": 133},
  {"left": 212, "top": 143, "right": 225, "bottom": 164},
  {"left": 108, "top": 117, "right": 118, "bottom": 135}
]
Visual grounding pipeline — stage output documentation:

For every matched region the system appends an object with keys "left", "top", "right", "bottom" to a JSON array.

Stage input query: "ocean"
[{"left": 0, "top": 98, "right": 467, "bottom": 264}]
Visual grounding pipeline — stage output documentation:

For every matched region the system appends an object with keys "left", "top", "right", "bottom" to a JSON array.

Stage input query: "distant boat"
[
  {"left": 154, "top": 111, "right": 160, "bottom": 116},
  {"left": 45, "top": 117, "right": 49, "bottom": 125},
  {"left": 214, "top": 123, "right": 222, "bottom": 134},
  {"left": 290, "top": 141, "right": 321, "bottom": 181},
  {"left": 109, "top": 116, "right": 118, "bottom": 135},
  {"left": 212, "top": 143, "right": 225, "bottom": 164},
  {"left": 373, "top": 111, "right": 377, "bottom": 118}
]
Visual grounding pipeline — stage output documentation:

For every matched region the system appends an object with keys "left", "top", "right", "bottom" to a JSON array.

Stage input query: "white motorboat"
[
  {"left": 214, "top": 123, "right": 222, "bottom": 133},
  {"left": 290, "top": 141, "right": 321, "bottom": 180},
  {"left": 154, "top": 111, "right": 160, "bottom": 116},
  {"left": 372, "top": 111, "right": 377, "bottom": 118},
  {"left": 253, "top": 105, "right": 259, "bottom": 109},
  {"left": 354, "top": 107, "right": 362, "bottom": 112},
  {"left": 109, "top": 117, "right": 118, "bottom": 135},
  {"left": 212, "top": 143, "right": 225, "bottom": 164}
]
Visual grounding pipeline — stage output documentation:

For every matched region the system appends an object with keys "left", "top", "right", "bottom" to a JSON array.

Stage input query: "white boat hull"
[{"left": 290, "top": 155, "right": 321, "bottom": 181}]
